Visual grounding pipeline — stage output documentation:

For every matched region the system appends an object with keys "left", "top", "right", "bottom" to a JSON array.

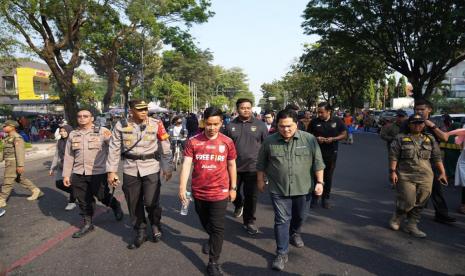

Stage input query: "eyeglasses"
[{"left": 77, "top": 115, "right": 91, "bottom": 118}]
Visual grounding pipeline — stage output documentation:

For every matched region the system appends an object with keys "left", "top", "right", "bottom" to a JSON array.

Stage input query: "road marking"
[{"left": 7, "top": 194, "right": 125, "bottom": 274}]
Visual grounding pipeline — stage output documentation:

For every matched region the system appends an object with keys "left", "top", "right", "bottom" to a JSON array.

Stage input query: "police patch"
[{"left": 251, "top": 126, "right": 257, "bottom": 132}]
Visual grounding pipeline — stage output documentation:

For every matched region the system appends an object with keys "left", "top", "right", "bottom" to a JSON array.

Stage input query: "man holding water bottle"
[{"left": 179, "top": 107, "right": 237, "bottom": 276}]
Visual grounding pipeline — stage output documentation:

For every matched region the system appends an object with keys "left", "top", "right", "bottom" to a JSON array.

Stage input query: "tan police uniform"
[
  {"left": 63, "top": 125, "right": 123, "bottom": 224},
  {"left": 389, "top": 131, "right": 442, "bottom": 234},
  {"left": 107, "top": 109, "right": 173, "bottom": 244},
  {"left": 0, "top": 121, "right": 42, "bottom": 208}
]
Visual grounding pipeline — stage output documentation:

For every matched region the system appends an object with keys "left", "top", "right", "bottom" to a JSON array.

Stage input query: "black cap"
[
  {"left": 396, "top": 109, "right": 408, "bottom": 117},
  {"left": 408, "top": 113, "right": 425, "bottom": 123}
]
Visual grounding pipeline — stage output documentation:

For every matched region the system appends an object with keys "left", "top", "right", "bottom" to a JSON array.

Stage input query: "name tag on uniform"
[{"left": 222, "top": 189, "right": 229, "bottom": 193}]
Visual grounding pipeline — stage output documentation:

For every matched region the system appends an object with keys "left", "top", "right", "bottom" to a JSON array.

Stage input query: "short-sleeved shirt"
[
  {"left": 308, "top": 116, "right": 347, "bottom": 156},
  {"left": 256, "top": 130, "right": 326, "bottom": 196},
  {"left": 223, "top": 116, "right": 268, "bottom": 172},
  {"left": 184, "top": 132, "right": 237, "bottom": 201}
]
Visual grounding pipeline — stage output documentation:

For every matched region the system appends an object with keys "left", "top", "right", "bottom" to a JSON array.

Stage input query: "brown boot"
[
  {"left": 27, "top": 188, "right": 44, "bottom": 201},
  {"left": 402, "top": 220, "right": 427, "bottom": 238},
  {"left": 389, "top": 213, "right": 403, "bottom": 231}
]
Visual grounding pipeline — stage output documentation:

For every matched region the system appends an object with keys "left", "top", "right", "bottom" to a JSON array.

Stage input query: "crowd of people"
[{"left": 0, "top": 97, "right": 464, "bottom": 275}]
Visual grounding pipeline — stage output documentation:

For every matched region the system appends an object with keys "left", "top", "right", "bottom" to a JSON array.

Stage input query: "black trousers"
[
  {"left": 461, "top": 187, "right": 465, "bottom": 204},
  {"left": 71, "top": 173, "right": 117, "bottom": 217},
  {"left": 233, "top": 171, "right": 258, "bottom": 224},
  {"left": 122, "top": 172, "right": 161, "bottom": 230},
  {"left": 56, "top": 180, "right": 75, "bottom": 203},
  {"left": 194, "top": 198, "right": 228, "bottom": 263},
  {"left": 315, "top": 153, "right": 338, "bottom": 200},
  {"left": 431, "top": 175, "right": 449, "bottom": 217}
]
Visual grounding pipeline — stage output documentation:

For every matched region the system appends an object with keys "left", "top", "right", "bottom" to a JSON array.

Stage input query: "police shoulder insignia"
[{"left": 402, "top": 137, "right": 412, "bottom": 142}]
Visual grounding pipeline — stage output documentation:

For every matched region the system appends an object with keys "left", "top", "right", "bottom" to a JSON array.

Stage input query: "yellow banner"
[{"left": 17, "top": 67, "right": 58, "bottom": 100}]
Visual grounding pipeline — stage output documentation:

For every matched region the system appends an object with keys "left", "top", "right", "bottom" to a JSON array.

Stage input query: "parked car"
[{"left": 430, "top": 114, "right": 465, "bottom": 130}]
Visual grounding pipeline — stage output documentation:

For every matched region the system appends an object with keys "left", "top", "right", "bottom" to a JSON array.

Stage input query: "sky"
[{"left": 189, "top": 0, "right": 319, "bottom": 102}]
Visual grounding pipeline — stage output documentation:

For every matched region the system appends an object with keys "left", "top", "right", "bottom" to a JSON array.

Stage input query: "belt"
[{"left": 122, "top": 152, "right": 156, "bottom": 161}]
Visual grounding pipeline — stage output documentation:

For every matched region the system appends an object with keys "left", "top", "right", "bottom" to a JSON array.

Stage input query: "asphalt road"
[{"left": 1, "top": 133, "right": 464, "bottom": 276}]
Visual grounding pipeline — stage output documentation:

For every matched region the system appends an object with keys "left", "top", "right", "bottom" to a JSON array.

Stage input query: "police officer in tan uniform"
[
  {"left": 389, "top": 114, "right": 447, "bottom": 238},
  {"left": 107, "top": 100, "right": 173, "bottom": 249},
  {"left": 63, "top": 109, "right": 123, "bottom": 238},
  {"left": 0, "top": 120, "right": 43, "bottom": 208}
]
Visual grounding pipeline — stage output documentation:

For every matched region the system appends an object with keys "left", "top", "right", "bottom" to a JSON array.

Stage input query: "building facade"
[
  {"left": 0, "top": 61, "right": 62, "bottom": 114},
  {"left": 445, "top": 60, "right": 465, "bottom": 98}
]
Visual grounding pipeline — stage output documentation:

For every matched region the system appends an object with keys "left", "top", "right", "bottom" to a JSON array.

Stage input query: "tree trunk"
[{"left": 103, "top": 65, "right": 119, "bottom": 112}]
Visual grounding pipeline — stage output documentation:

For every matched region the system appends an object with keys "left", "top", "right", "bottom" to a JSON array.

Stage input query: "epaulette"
[
  {"left": 402, "top": 137, "right": 412, "bottom": 142},
  {"left": 93, "top": 125, "right": 101, "bottom": 134}
]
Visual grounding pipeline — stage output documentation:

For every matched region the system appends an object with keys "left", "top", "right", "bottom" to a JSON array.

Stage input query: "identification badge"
[{"left": 251, "top": 126, "right": 257, "bottom": 132}]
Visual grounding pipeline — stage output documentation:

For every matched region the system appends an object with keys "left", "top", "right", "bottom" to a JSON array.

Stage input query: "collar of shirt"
[
  {"left": 234, "top": 116, "right": 254, "bottom": 124},
  {"left": 277, "top": 129, "right": 302, "bottom": 142}
]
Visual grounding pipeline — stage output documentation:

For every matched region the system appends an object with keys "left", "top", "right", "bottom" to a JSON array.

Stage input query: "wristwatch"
[{"left": 230, "top": 186, "right": 237, "bottom": 191}]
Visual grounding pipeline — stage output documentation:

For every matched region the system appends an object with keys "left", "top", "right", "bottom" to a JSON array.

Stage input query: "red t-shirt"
[{"left": 183, "top": 132, "right": 237, "bottom": 201}]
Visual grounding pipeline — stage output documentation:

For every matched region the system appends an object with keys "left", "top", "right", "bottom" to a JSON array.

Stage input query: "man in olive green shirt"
[{"left": 256, "top": 109, "right": 325, "bottom": 271}]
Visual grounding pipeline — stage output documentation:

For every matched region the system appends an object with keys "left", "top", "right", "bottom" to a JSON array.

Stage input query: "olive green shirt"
[
  {"left": 389, "top": 133, "right": 442, "bottom": 183},
  {"left": 256, "top": 130, "right": 325, "bottom": 196}
]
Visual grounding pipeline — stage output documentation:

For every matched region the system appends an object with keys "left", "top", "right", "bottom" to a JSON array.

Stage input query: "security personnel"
[
  {"left": 223, "top": 98, "right": 268, "bottom": 235},
  {"left": 107, "top": 100, "right": 173, "bottom": 250},
  {"left": 389, "top": 114, "right": 447, "bottom": 238},
  {"left": 63, "top": 109, "right": 124, "bottom": 238},
  {"left": 0, "top": 120, "right": 43, "bottom": 208},
  {"left": 380, "top": 110, "right": 408, "bottom": 152}
]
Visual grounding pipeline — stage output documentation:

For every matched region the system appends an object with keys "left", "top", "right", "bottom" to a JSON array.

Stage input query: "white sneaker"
[
  {"left": 0, "top": 208, "right": 5, "bottom": 217},
  {"left": 65, "top": 202, "right": 77, "bottom": 211}
]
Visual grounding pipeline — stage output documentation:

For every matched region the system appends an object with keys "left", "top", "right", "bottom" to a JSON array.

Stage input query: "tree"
[
  {"left": 366, "top": 78, "right": 376, "bottom": 108},
  {"left": 260, "top": 81, "right": 285, "bottom": 111},
  {"left": 387, "top": 75, "right": 397, "bottom": 106},
  {"left": 0, "top": 0, "right": 88, "bottom": 126},
  {"left": 397, "top": 76, "right": 407, "bottom": 97},
  {"left": 299, "top": 41, "right": 388, "bottom": 111},
  {"left": 83, "top": 0, "right": 213, "bottom": 111},
  {"left": 282, "top": 69, "right": 320, "bottom": 110},
  {"left": 302, "top": 0, "right": 465, "bottom": 100},
  {"left": 210, "top": 95, "right": 229, "bottom": 110}
]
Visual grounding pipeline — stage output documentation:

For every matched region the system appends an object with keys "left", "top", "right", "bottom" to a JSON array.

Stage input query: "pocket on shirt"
[{"left": 88, "top": 137, "right": 102, "bottom": 150}]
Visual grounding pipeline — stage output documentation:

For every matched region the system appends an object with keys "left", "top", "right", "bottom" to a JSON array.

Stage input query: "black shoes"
[
  {"left": 202, "top": 242, "right": 210, "bottom": 255},
  {"left": 290, "top": 233, "right": 304, "bottom": 248},
  {"left": 72, "top": 216, "right": 95, "bottom": 238},
  {"left": 434, "top": 214, "right": 456, "bottom": 224},
  {"left": 112, "top": 201, "right": 124, "bottom": 221},
  {"left": 244, "top": 223, "right": 259, "bottom": 235},
  {"left": 127, "top": 229, "right": 147, "bottom": 249},
  {"left": 151, "top": 225, "right": 162, "bottom": 242},
  {"left": 233, "top": 206, "right": 243, "bottom": 218},
  {"left": 207, "top": 262, "right": 223, "bottom": 276}
]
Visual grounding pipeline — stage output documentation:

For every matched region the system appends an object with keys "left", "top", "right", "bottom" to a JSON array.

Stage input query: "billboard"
[{"left": 16, "top": 67, "right": 58, "bottom": 100}]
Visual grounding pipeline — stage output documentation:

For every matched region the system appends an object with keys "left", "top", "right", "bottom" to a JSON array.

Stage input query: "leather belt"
[{"left": 122, "top": 153, "right": 156, "bottom": 161}]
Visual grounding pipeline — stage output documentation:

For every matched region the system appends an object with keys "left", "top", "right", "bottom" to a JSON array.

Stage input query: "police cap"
[
  {"left": 408, "top": 113, "right": 425, "bottom": 124},
  {"left": 129, "top": 100, "right": 148, "bottom": 110}
]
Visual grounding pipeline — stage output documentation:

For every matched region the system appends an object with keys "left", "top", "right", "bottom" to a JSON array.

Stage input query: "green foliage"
[
  {"left": 260, "top": 81, "right": 285, "bottom": 111},
  {"left": 298, "top": 40, "right": 388, "bottom": 111},
  {"left": 150, "top": 75, "right": 190, "bottom": 111},
  {"left": 302, "top": 0, "right": 465, "bottom": 99},
  {"left": 210, "top": 95, "right": 229, "bottom": 110},
  {"left": 397, "top": 76, "right": 407, "bottom": 97},
  {"left": 0, "top": 104, "right": 13, "bottom": 117}
]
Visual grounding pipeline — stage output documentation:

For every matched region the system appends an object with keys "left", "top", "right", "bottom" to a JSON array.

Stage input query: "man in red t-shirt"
[{"left": 179, "top": 107, "right": 237, "bottom": 276}]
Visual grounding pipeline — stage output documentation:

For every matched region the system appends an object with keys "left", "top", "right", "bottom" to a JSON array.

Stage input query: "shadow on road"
[
  {"left": 301, "top": 232, "right": 449, "bottom": 276},
  {"left": 37, "top": 187, "right": 132, "bottom": 244}
]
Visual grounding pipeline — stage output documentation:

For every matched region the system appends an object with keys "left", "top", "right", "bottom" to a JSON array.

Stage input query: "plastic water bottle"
[{"left": 180, "top": 192, "right": 192, "bottom": 216}]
